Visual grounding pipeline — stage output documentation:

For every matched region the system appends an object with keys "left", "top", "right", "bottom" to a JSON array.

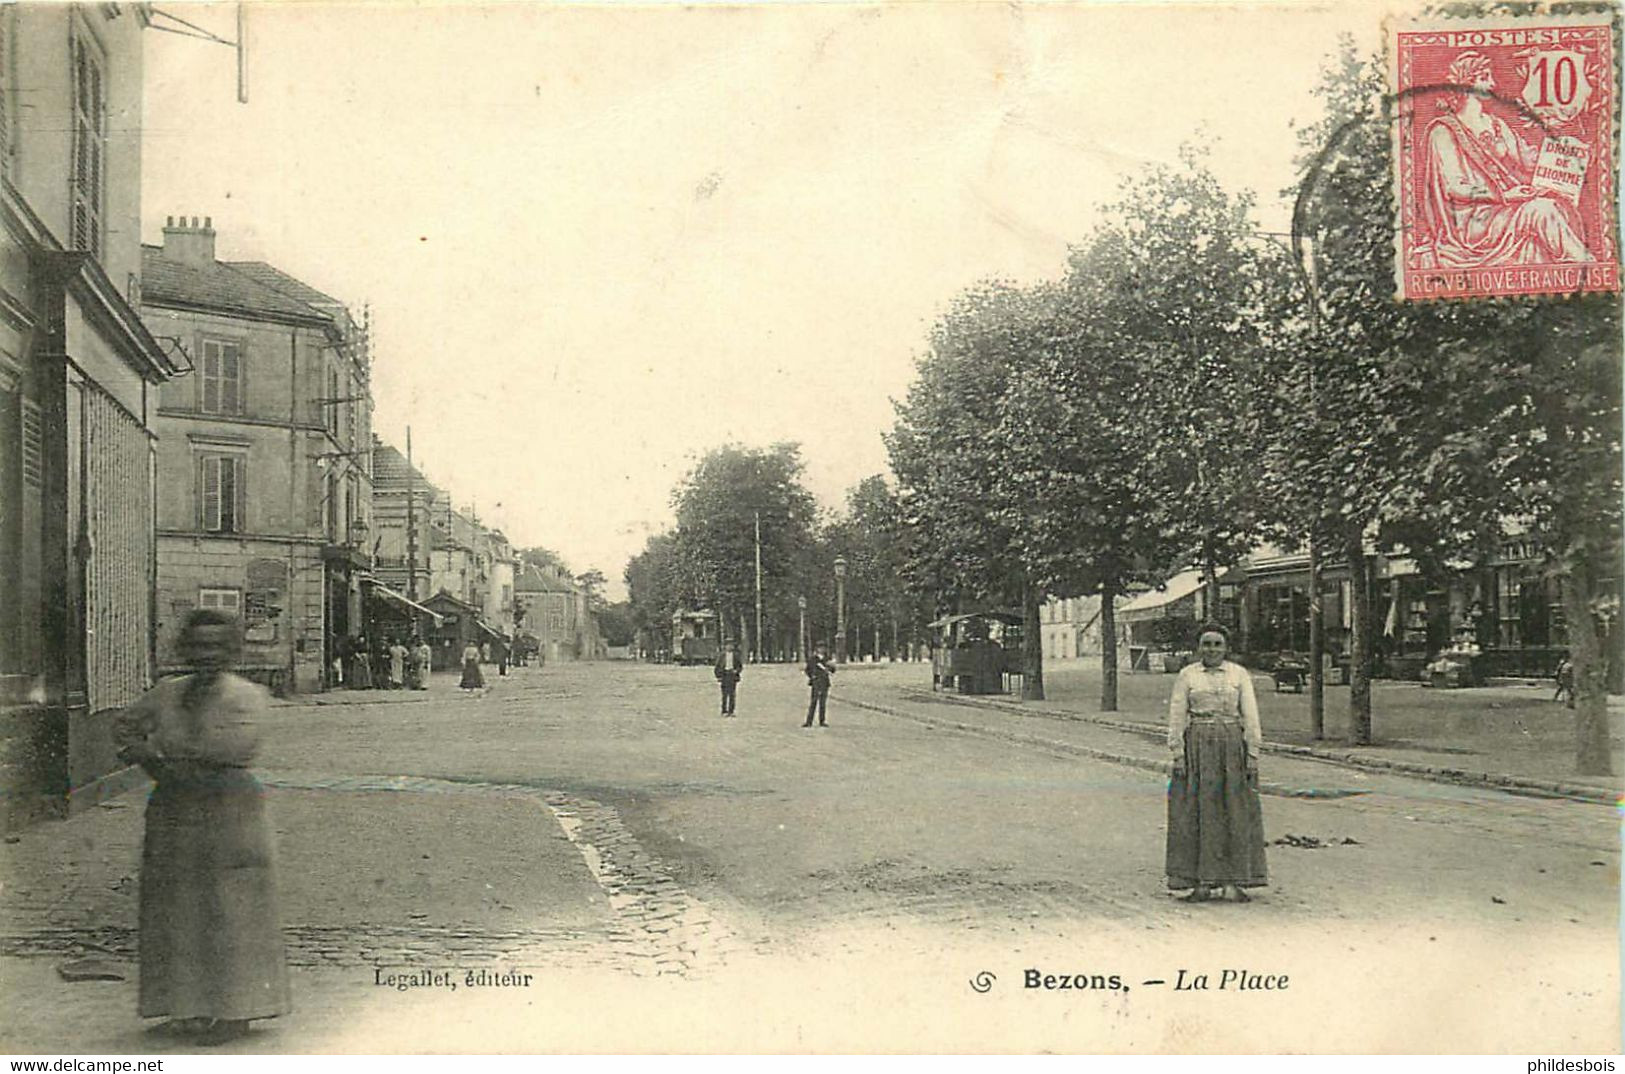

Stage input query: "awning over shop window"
[
  {"left": 367, "top": 582, "right": 444, "bottom": 625},
  {"left": 1118, "top": 569, "right": 1206, "bottom": 623},
  {"left": 472, "top": 618, "right": 508, "bottom": 641}
]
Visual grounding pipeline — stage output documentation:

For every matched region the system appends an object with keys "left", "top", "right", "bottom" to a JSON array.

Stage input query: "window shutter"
[
  {"left": 221, "top": 347, "right": 240, "bottom": 412},
  {"left": 220, "top": 455, "right": 239, "bottom": 533},
  {"left": 202, "top": 346, "right": 218, "bottom": 411},
  {"left": 202, "top": 455, "right": 221, "bottom": 530},
  {"left": 0, "top": 10, "right": 10, "bottom": 175}
]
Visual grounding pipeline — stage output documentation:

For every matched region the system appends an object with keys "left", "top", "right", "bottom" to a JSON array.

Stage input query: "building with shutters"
[
  {"left": 0, "top": 5, "right": 186, "bottom": 827},
  {"left": 141, "top": 219, "right": 372, "bottom": 695}
]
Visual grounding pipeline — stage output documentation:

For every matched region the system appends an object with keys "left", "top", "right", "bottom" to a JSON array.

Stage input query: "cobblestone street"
[{"left": 2, "top": 662, "right": 1617, "bottom": 1052}]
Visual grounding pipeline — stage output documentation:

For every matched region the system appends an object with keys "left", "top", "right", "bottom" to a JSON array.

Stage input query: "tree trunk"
[
  {"left": 1022, "top": 580, "right": 1045, "bottom": 700},
  {"left": 1346, "top": 530, "right": 1373, "bottom": 745},
  {"left": 891, "top": 615, "right": 898, "bottom": 662},
  {"left": 1203, "top": 532, "right": 1220, "bottom": 624},
  {"left": 1563, "top": 564, "right": 1613, "bottom": 776},
  {"left": 1101, "top": 577, "right": 1118, "bottom": 712},
  {"left": 1308, "top": 534, "right": 1324, "bottom": 740}
]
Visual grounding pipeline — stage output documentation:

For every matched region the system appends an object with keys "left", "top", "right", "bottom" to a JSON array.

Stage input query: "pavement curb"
[
  {"left": 891, "top": 689, "right": 1618, "bottom": 806},
  {"left": 837, "top": 696, "right": 1353, "bottom": 799}
]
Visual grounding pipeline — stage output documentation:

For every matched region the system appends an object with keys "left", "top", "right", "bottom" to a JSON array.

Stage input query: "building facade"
[
  {"left": 515, "top": 561, "right": 601, "bottom": 662},
  {"left": 1039, "top": 594, "right": 1117, "bottom": 661},
  {"left": 141, "top": 219, "right": 372, "bottom": 695},
  {"left": 0, "top": 5, "right": 185, "bottom": 827}
]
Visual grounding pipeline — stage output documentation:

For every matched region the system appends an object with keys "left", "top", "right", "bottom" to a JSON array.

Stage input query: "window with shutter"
[
  {"left": 200, "top": 340, "right": 243, "bottom": 414},
  {"left": 69, "top": 32, "right": 105, "bottom": 258},
  {"left": 0, "top": 7, "right": 11, "bottom": 178},
  {"left": 200, "top": 453, "right": 245, "bottom": 534}
]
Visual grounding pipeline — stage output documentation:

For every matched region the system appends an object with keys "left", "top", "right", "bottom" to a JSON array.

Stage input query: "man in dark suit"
[
  {"left": 714, "top": 641, "right": 743, "bottom": 716},
  {"left": 803, "top": 646, "right": 835, "bottom": 728}
]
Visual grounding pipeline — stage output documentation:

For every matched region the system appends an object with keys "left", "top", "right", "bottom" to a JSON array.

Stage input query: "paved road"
[{"left": 3, "top": 661, "right": 1617, "bottom": 1053}]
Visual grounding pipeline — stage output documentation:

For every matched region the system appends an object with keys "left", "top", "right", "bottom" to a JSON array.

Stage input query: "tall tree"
[
  {"left": 888, "top": 282, "right": 1049, "bottom": 697},
  {"left": 624, "top": 532, "right": 681, "bottom": 654},
  {"left": 1095, "top": 143, "right": 1291, "bottom": 613},
  {"left": 1270, "top": 35, "right": 1620, "bottom": 770},
  {"left": 996, "top": 244, "right": 1189, "bottom": 712},
  {"left": 671, "top": 443, "right": 818, "bottom": 659}
]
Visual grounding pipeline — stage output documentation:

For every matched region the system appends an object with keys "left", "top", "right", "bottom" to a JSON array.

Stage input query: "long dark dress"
[
  {"left": 460, "top": 647, "right": 485, "bottom": 690},
  {"left": 1165, "top": 662, "right": 1268, "bottom": 890},
  {"left": 115, "top": 674, "right": 291, "bottom": 1021}
]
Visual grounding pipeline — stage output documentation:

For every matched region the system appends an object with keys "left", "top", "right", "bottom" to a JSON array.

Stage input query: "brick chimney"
[{"left": 160, "top": 215, "right": 217, "bottom": 266}]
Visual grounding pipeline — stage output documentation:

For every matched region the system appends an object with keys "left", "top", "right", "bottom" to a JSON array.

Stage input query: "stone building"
[
  {"left": 515, "top": 561, "right": 602, "bottom": 662},
  {"left": 0, "top": 5, "right": 185, "bottom": 827},
  {"left": 141, "top": 219, "right": 372, "bottom": 695}
]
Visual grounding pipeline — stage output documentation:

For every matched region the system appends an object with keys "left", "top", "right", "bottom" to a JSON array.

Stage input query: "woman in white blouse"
[{"left": 1165, "top": 623, "right": 1268, "bottom": 902}]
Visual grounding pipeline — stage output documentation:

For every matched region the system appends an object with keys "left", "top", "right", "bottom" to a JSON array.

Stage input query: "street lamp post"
[
  {"left": 833, "top": 556, "right": 848, "bottom": 664},
  {"left": 797, "top": 596, "right": 807, "bottom": 663}
]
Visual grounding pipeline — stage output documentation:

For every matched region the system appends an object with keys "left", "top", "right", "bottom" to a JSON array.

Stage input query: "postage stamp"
[{"left": 1391, "top": 17, "right": 1620, "bottom": 301}]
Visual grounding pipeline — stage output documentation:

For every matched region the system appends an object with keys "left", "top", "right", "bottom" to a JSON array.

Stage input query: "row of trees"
[
  {"left": 624, "top": 445, "right": 928, "bottom": 664},
  {"left": 886, "top": 39, "right": 1619, "bottom": 775}
]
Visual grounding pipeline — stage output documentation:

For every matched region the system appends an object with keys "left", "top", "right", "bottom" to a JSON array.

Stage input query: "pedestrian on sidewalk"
[
  {"left": 413, "top": 637, "right": 433, "bottom": 690},
  {"left": 1554, "top": 653, "right": 1576, "bottom": 708},
  {"left": 715, "top": 640, "right": 743, "bottom": 716},
  {"left": 388, "top": 637, "right": 407, "bottom": 689},
  {"left": 112, "top": 609, "right": 291, "bottom": 1044},
  {"left": 496, "top": 637, "right": 509, "bottom": 677},
  {"left": 349, "top": 633, "right": 373, "bottom": 690},
  {"left": 803, "top": 646, "right": 835, "bottom": 728},
  {"left": 460, "top": 640, "right": 486, "bottom": 691},
  {"left": 1165, "top": 623, "right": 1267, "bottom": 904}
]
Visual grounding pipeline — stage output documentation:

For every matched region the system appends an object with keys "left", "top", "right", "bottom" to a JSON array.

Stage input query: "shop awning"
[
  {"left": 1118, "top": 569, "right": 1206, "bottom": 622},
  {"left": 472, "top": 618, "right": 508, "bottom": 641},
  {"left": 367, "top": 582, "right": 444, "bottom": 625}
]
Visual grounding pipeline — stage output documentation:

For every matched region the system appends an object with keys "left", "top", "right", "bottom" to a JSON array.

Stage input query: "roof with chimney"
[{"left": 141, "top": 245, "right": 331, "bottom": 326}]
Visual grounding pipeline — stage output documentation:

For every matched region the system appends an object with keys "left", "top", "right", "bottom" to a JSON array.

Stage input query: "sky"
[{"left": 141, "top": 1, "right": 1383, "bottom": 599}]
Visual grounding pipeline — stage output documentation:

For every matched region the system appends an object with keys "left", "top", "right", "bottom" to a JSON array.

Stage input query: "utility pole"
[
  {"left": 834, "top": 556, "right": 848, "bottom": 663},
  {"left": 797, "top": 596, "right": 807, "bottom": 664},
  {"left": 754, "top": 509, "right": 763, "bottom": 664},
  {"left": 405, "top": 426, "right": 417, "bottom": 601},
  {"left": 1272, "top": 217, "right": 1327, "bottom": 741}
]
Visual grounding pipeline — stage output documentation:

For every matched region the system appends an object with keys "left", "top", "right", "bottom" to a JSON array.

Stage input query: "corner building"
[{"left": 141, "top": 219, "right": 372, "bottom": 695}]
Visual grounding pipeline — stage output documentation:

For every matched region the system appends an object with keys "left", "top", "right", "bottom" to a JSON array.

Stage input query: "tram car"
[
  {"left": 672, "top": 608, "right": 721, "bottom": 666},
  {"left": 929, "top": 610, "right": 1024, "bottom": 695}
]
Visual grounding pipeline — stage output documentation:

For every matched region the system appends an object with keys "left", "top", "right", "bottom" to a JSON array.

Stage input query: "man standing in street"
[
  {"left": 714, "top": 640, "right": 743, "bottom": 717},
  {"left": 803, "top": 646, "right": 835, "bottom": 728}
]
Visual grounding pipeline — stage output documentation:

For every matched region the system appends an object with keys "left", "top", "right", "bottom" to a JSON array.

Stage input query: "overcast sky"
[{"left": 141, "top": 2, "right": 1382, "bottom": 598}]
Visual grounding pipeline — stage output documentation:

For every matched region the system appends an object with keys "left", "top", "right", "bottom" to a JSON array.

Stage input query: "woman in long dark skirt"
[
  {"left": 459, "top": 641, "right": 486, "bottom": 691},
  {"left": 1166, "top": 623, "right": 1268, "bottom": 903},
  {"left": 114, "top": 609, "right": 291, "bottom": 1043}
]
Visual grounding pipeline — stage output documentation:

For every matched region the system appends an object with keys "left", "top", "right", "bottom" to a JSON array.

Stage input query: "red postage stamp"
[{"left": 1392, "top": 18, "right": 1619, "bottom": 301}]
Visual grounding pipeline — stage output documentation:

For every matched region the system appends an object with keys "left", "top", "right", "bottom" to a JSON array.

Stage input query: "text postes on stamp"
[{"left": 1392, "top": 18, "right": 1619, "bottom": 301}]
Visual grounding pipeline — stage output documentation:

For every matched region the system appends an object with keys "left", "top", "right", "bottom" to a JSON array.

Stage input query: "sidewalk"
[
  {"left": 270, "top": 665, "right": 526, "bottom": 706},
  {"left": 0, "top": 681, "right": 614, "bottom": 1053},
  {"left": 840, "top": 663, "right": 1623, "bottom": 803}
]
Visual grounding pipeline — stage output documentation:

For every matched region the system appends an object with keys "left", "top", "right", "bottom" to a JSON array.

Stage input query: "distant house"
[
  {"left": 515, "top": 561, "right": 601, "bottom": 662},
  {"left": 1039, "top": 594, "right": 1120, "bottom": 661}
]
